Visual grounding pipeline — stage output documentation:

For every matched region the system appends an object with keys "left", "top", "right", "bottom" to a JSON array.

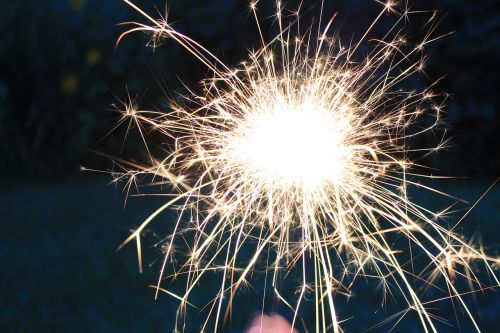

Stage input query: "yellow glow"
[{"left": 229, "top": 104, "right": 350, "bottom": 189}]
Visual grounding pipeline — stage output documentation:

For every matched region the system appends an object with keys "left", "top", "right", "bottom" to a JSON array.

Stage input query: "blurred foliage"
[
  {"left": 0, "top": 0, "right": 498, "bottom": 178},
  {"left": 0, "top": 0, "right": 127, "bottom": 176},
  {"left": 424, "top": 0, "right": 500, "bottom": 176},
  {"left": 0, "top": 0, "right": 253, "bottom": 178}
]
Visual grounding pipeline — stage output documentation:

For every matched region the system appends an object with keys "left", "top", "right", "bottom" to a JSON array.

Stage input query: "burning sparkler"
[{"left": 105, "top": 0, "right": 499, "bottom": 331}]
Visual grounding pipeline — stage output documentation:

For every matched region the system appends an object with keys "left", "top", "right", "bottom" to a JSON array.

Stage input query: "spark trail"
[{"left": 105, "top": 0, "right": 499, "bottom": 331}]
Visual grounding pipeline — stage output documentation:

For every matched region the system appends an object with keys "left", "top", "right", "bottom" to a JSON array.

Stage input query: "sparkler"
[{"left": 107, "top": 0, "right": 499, "bottom": 331}]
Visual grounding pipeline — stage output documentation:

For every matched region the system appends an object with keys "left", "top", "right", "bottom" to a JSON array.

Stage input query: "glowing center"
[{"left": 231, "top": 106, "right": 350, "bottom": 188}]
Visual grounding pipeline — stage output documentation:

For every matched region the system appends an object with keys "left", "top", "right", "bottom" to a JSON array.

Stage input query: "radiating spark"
[{"left": 103, "top": 1, "right": 499, "bottom": 332}]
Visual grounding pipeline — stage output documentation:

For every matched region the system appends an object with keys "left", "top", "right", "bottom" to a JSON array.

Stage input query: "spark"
[{"left": 104, "top": 1, "right": 499, "bottom": 332}]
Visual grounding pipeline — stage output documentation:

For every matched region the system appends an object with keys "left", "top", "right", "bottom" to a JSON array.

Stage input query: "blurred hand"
[{"left": 245, "top": 314, "right": 299, "bottom": 333}]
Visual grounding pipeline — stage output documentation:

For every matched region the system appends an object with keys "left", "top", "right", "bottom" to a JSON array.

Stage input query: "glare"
[{"left": 228, "top": 104, "right": 350, "bottom": 189}]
